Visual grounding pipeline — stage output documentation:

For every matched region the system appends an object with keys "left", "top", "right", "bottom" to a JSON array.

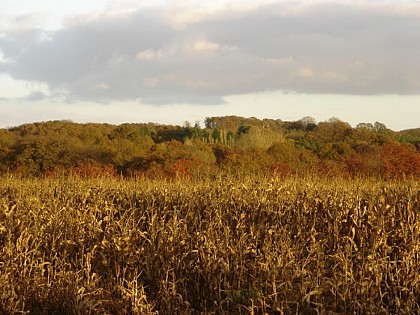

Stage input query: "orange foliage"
[
  {"left": 71, "top": 160, "right": 117, "bottom": 178},
  {"left": 380, "top": 142, "right": 420, "bottom": 178},
  {"left": 172, "top": 158, "right": 201, "bottom": 179}
]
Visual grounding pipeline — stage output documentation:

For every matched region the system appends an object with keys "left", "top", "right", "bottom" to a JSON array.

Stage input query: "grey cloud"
[
  {"left": 24, "top": 91, "right": 46, "bottom": 101},
  {"left": 198, "top": 2, "right": 420, "bottom": 94},
  {"left": 1, "top": 2, "right": 420, "bottom": 105}
]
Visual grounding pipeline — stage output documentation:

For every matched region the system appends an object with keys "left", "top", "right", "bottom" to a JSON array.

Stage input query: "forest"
[{"left": 0, "top": 116, "right": 419, "bottom": 179}]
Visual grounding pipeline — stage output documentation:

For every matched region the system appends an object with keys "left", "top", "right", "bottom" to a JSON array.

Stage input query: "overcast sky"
[{"left": 1, "top": 0, "right": 419, "bottom": 130}]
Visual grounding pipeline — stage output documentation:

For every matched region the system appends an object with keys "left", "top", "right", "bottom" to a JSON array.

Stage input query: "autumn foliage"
[
  {"left": 380, "top": 142, "right": 420, "bottom": 178},
  {"left": 0, "top": 117, "right": 419, "bottom": 179}
]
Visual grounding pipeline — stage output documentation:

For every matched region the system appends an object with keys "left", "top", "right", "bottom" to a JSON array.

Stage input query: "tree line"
[{"left": 0, "top": 116, "right": 419, "bottom": 178}]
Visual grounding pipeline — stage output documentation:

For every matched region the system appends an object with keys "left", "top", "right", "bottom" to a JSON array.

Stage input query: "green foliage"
[{"left": 396, "top": 128, "right": 420, "bottom": 150}]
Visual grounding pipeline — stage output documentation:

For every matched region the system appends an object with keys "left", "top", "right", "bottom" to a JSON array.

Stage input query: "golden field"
[{"left": 0, "top": 175, "right": 419, "bottom": 314}]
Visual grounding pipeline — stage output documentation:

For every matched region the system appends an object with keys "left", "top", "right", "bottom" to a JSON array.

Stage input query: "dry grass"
[{"left": 0, "top": 175, "right": 419, "bottom": 314}]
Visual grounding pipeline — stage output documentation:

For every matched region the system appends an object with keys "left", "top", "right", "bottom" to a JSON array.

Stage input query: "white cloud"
[
  {"left": 192, "top": 39, "right": 220, "bottom": 51},
  {"left": 0, "top": 74, "right": 50, "bottom": 99},
  {"left": 136, "top": 49, "right": 166, "bottom": 60},
  {"left": 163, "top": 10, "right": 205, "bottom": 30}
]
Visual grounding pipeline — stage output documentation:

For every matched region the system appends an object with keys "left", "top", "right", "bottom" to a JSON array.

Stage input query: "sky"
[{"left": 1, "top": 0, "right": 420, "bottom": 131}]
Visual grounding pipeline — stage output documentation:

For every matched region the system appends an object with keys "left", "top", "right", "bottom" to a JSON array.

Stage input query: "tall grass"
[{"left": 0, "top": 175, "right": 419, "bottom": 314}]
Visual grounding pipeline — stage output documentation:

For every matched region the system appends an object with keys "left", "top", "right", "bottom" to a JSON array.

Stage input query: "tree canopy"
[{"left": 0, "top": 117, "right": 419, "bottom": 178}]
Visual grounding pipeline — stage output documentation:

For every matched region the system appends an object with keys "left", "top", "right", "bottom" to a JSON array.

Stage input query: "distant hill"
[{"left": 396, "top": 128, "right": 420, "bottom": 149}]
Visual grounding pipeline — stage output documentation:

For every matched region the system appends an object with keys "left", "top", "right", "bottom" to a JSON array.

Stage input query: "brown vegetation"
[{"left": 1, "top": 175, "right": 419, "bottom": 314}]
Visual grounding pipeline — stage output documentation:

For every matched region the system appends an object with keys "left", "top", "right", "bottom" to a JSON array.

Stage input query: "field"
[{"left": 0, "top": 175, "right": 419, "bottom": 314}]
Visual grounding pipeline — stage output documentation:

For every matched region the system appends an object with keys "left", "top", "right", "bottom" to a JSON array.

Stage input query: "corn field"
[{"left": 0, "top": 175, "right": 419, "bottom": 314}]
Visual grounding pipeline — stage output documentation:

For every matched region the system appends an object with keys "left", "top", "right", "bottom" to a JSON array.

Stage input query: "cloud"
[
  {"left": 136, "top": 49, "right": 166, "bottom": 60},
  {"left": 24, "top": 91, "right": 47, "bottom": 101},
  {"left": 93, "top": 83, "right": 111, "bottom": 91},
  {"left": 1, "top": 1, "right": 420, "bottom": 105},
  {"left": 192, "top": 39, "right": 220, "bottom": 52},
  {"left": 0, "top": 74, "right": 50, "bottom": 100}
]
